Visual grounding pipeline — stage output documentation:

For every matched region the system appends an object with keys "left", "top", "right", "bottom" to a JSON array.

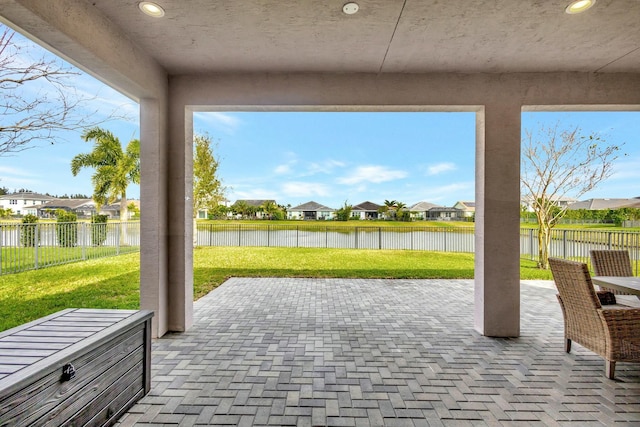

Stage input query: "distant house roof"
[
  {"left": 429, "top": 206, "right": 462, "bottom": 212},
  {"left": 567, "top": 198, "right": 640, "bottom": 210},
  {"left": 352, "top": 201, "right": 381, "bottom": 211},
  {"left": 233, "top": 199, "right": 276, "bottom": 207},
  {"left": 37, "top": 198, "right": 96, "bottom": 210},
  {"left": 0, "top": 191, "right": 55, "bottom": 201},
  {"left": 409, "top": 201, "right": 441, "bottom": 211},
  {"left": 290, "top": 201, "right": 334, "bottom": 212},
  {"left": 455, "top": 201, "right": 475, "bottom": 209}
]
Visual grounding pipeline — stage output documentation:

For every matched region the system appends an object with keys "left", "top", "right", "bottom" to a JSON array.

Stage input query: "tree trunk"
[
  {"left": 120, "top": 193, "right": 128, "bottom": 244},
  {"left": 537, "top": 224, "right": 552, "bottom": 269}
]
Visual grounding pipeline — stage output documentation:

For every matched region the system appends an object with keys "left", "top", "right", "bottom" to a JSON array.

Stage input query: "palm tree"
[
  {"left": 71, "top": 127, "right": 140, "bottom": 222},
  {"left": 382, "top": 199, "right": 397, "bottom": 220}
]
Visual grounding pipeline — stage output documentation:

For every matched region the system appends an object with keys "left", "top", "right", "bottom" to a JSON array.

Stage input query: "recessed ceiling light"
[
  {"left": 139, "top": 1, "right": 165, "bottom": 18},
  {"left": 565, "top": 0, "right": 596, "bottom": 14},
  {"left": 343, "top": 2, "right": 359, "bottom": 15}
]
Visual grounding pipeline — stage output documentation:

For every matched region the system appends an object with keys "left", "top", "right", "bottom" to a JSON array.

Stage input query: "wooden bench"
[{"left": 0, "top": 308, "right": 153, "bottom": 426}]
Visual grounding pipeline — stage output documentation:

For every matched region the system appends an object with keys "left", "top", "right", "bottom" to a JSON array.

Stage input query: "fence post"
[
  {"left": 326, "top": 226, "right": 328, "bottom": 248},
  {"left": 268, "top": 224, "right": 271, "bottom": 247},
  {"left": 82, "top": 222, "right": 87, "bottom": 260},
  {"left": 378, "top": 227, "right": 381, "bottom": 250},
  {"left": 562, "top": 230, "right": 567, "bottom": 259},
  {"left": 607, "top": 232, "right": 612, "bottom": 250},
  {"left": 34, "top": 223, "right": 39, "bottom": 270},
  {"left": 297, "top": 226, "right": 299, "bottom": 247},
  {"left": 238, "top": 224, "right": 241, "bottom": 246},
  {"left": 116, "top": 222, "right": 121, "bottom": 255},
  {"left": 444, "top": 228, "right": 447, "bottom": 252},
  {"left": 355, "top": 227, "right": 358, "bottom": 249},
  {"left": 529, "top": 228, "right": 534, "bottom": 261}
]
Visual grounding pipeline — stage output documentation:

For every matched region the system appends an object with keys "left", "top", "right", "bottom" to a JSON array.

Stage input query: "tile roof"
[{"left": 289, "top": 201, "right": 334, "bottom": 211}]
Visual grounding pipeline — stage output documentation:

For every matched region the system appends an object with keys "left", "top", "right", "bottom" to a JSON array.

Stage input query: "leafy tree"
[
  {"left": 56, "top": 210, "right": 78, "bottom": 247},
  {"left": 260, "top": 201, "right": 280, "bottom": 220},
  {"left": 231, "top": 200, "right": 250, "bottom": 219},
  {"left": 71, "top": 127, "right": 140, "bottom": 222},
  {"left": 521, "top": 123, "right": 622, "bottom": 269},
  {"left": 193, "top": 134, "right": 225, "bottom": 219},
  {"left": 379, "top": 199, "right": 397, "bottom": 220},
  {"left": 208, "top": 204, "right": 229, "bottom": 220},
  {"left": 127, "top": 202, "right": 140, "bottom": 219},
  {"left": 20, "top": 214, "right": 39, "bottom": 247},
  {"left": 335, "top": 201, "right": 353, "bottom": 221},
  {"left": 0, "top": 27, "right": 114, "bottom": 155},
  {"left": 91, "top": 214, "right": 109, "bottom": 246}
]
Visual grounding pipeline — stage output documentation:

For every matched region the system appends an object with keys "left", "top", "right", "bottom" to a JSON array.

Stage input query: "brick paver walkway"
[{"left": 118, "top": 278, "right": 640, "bottom": 426}]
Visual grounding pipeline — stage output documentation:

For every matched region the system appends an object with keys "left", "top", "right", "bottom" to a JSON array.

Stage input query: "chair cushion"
[{"left": 596, "top": 290, "right": 617, "bottom": 305}]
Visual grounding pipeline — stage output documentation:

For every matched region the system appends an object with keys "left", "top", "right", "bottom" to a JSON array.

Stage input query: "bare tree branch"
[
  {"left": 521, "top": 122, "right": 623, "bottom": 269},
  {"left": 0, "top": 26, "right": 130, "bottom": 156}
]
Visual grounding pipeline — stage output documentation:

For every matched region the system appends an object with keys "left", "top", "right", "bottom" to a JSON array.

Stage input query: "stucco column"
[
  {"left": 166, "top": 102, "right": 194, "bottom": 332},
  {"left": 474, "top": 103, "right": 521, "bottom": 337},
  {"left": 139, "top": 98, "right": 169, "bottom": 337}
]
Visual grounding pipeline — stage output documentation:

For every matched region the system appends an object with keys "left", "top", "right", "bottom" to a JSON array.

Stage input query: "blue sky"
[{"left": 1, "top": 28, "right": 639, "bottom": 209}]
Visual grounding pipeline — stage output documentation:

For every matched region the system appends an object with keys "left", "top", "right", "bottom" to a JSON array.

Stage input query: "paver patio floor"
[{"left": 117, "top": 278, "right": 640, "bottom": 426}]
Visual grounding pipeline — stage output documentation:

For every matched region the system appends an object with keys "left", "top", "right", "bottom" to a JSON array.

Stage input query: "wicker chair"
[
  {"left": 549, "top": 257, "right": 640, "bottom": 379},
  {"left": 590, "top": 250, "right": 634, "bottom": 294}
]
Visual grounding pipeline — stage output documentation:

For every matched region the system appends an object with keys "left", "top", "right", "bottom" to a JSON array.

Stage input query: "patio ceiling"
[{"left": 53, "top": 0, "right": 640, "bottom": 75}]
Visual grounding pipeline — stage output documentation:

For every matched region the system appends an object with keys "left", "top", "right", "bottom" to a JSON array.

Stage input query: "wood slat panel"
[
  {"left": 0, "top": 349, "right": 57, "bottom": 358},
  {"left": 0, "top": 329, "right": 144, "bottom": 424},
  {"left": 28, "top": 326, "right": 105, "bottom": 333},
  {"left": 0, "top": 309, "right": 153, "bottom": 427},
  {"left": 0, "top": 356, "right": 43, "bottom": 365},
  {"left": 0, "top": 342, "right": 68, "bottom": 350},
  {"left": 0, "top": 336, "right": 80, "bottom": 344},
  {"left": 13, "top": 331, "right": 94, "bottom": 338},
  {"left": 0, "top": 365, "right": 24, "bottom": 374}
]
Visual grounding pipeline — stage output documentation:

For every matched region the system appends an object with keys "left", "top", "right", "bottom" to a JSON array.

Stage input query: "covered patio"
[
  {"left": 1, "top": 1, "right": 640, "bottom": 424},
  {"left": 2, "top": 0, "right": 639, "bottom": 338},
  {"left": 118, "top": 278, "right": 640, "bottom": 425}
]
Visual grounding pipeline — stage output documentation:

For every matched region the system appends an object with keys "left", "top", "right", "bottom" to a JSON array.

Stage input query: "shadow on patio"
[{"left": 118, "top": 278, "right": 640, "bottom": 426}]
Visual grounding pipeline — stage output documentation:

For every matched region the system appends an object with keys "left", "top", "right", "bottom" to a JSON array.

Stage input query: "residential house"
[
  {"left": 521, "top": 195, "right": 578, "bottom": 212},
  {"left": 409, "top": 201, "right": 441, "bottom": 220},
  {"left": 453, "top": 201, "right": 476, "bottom": 219},
  {"left": 0, "top": 192, "right": 55, "bottom": 216},
  {"left": 36, "top": 198, "right": 97, "bottom": 218},
  {"left": 351, "top": 201, "right": 381, "bottom": 220},
  {"left": 427, "top": 206, "right": 464, "bottom": 220},
  {"left": 231, "top": 199, "right": 277, "bottom": 219},
  {"left": 288, "top": 201, "right": 335, "bottom": 220},
  {"left": 196, "top": 198, "right": 231, "bottom": 219},
  {"left": 566, "top": 198, "right": 640, "bottom": 211}
]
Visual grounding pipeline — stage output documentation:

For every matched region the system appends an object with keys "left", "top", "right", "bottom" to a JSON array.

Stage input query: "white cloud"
[
  {"left": 427, "top": 162, "right": 457, "bottom": 176},
  {"left": 282, "top": 181, "right": 331, "bottom": 197},
  {"left": 419, "top": 182, "right": 475, "bottom": 203},
  {"left": 194, "top": 112, "right": 242, "bottom": 134},
  {"left": 274, "top": 164, "right": 292, "bottom": 174},
  {"left": 305, "top": 159, "right": 346, "bottom": 176},
  {"left": 337, "top": 165, "right": 407, "bottom": 185}
]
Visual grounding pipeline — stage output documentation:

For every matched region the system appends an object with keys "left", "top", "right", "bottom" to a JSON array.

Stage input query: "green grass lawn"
[{"left": 0, "top": 247, "right": 553, "bottom": 332}]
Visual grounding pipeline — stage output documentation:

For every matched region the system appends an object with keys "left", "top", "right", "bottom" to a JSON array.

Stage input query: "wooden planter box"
[{"left": 0, "top": 309, "right": 153, "bottom": 426}]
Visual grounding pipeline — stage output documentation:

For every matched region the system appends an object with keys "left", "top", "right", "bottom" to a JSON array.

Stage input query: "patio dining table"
[{"left": 592, "top": 276, "right": 640, "bottom": 297}]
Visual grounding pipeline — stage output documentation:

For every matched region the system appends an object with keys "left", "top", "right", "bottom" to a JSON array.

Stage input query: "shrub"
[
  {"left": 56, "top": 211, "right": 78, "bottom": 247},
  {"left": 20, "top": 214, "right": 39, "bottom": 247},
  {"left": 91, "top": 214, "right": 109, "bottom": 246}
]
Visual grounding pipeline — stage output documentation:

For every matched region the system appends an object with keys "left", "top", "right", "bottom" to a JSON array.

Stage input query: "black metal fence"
[
  {"left": 0, "top": 221, "right": 140, "bottom": 275},
  {"left": 196, "top": 223, "right": 476, "bottom": 251},
  {"left": 196, "top": 223, "right": 640, "bottom": 273}
]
